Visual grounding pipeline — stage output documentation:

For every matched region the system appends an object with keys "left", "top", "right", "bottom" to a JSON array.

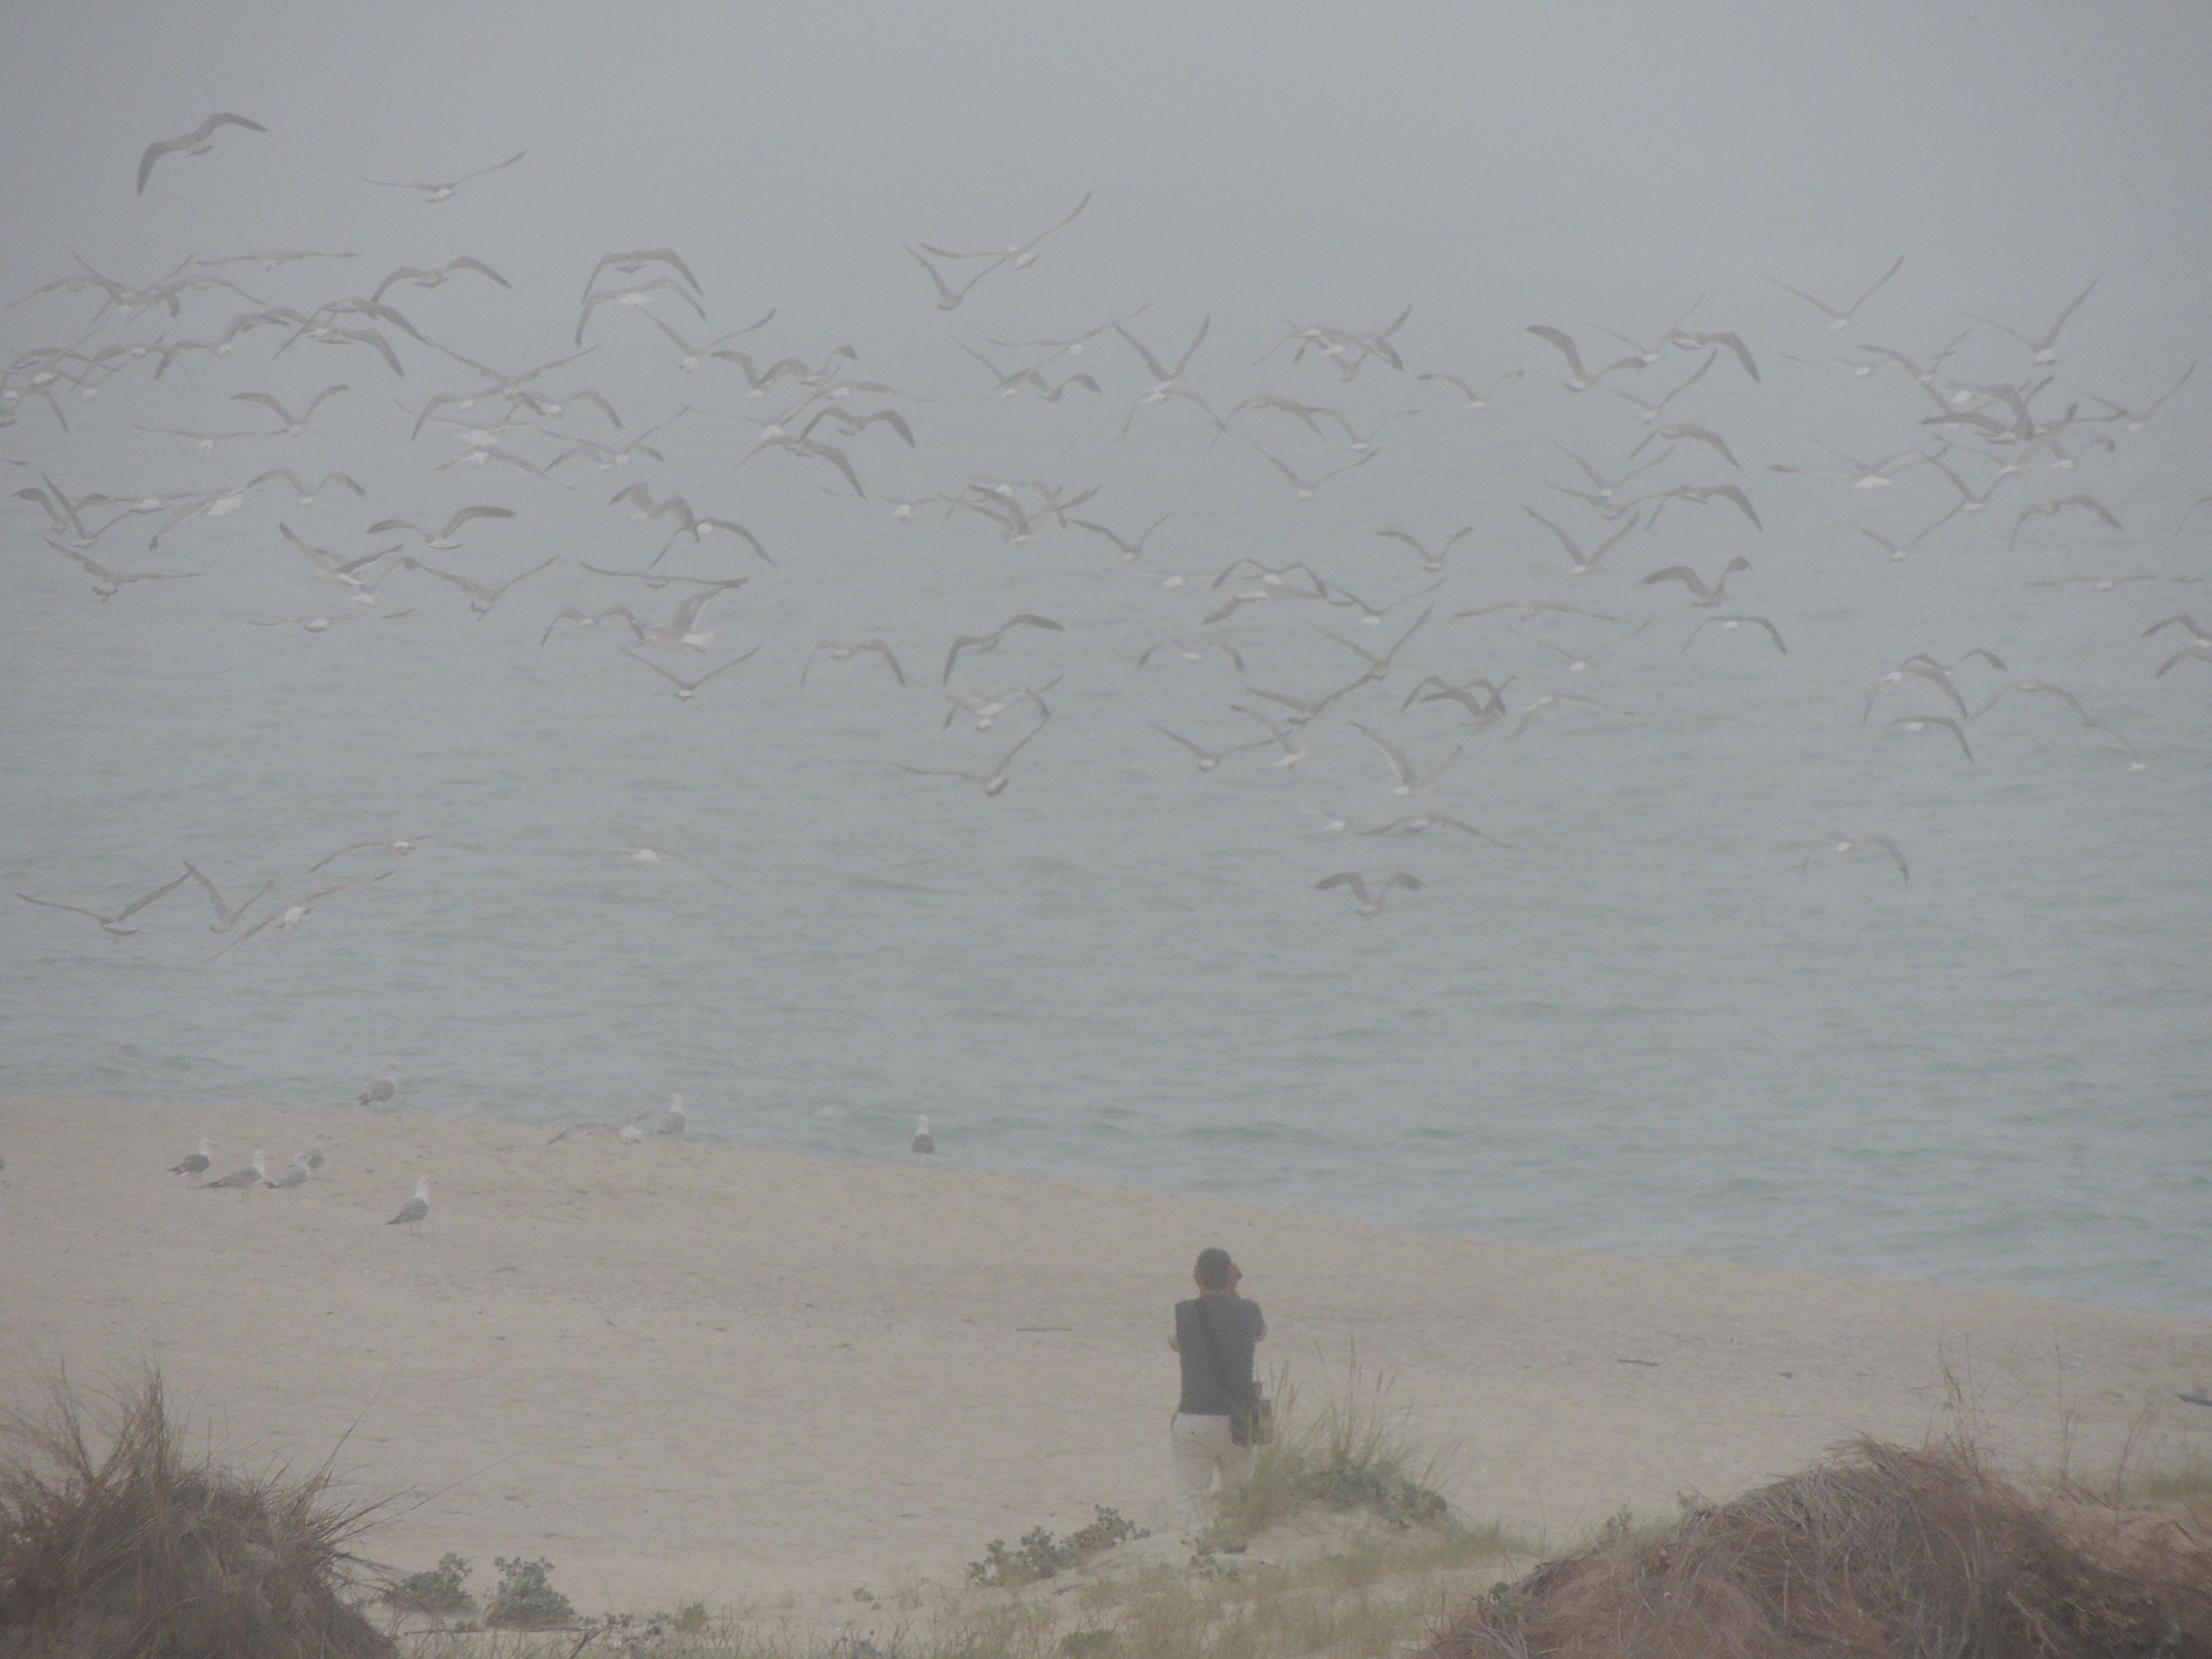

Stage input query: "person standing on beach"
[{"left": 1168, "top": 1246, "right": 1266, "bottom": 1530}]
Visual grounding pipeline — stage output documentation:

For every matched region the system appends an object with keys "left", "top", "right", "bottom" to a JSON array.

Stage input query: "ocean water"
[
  {"left": 2, "top": 6, "right": 2208, "bottom": 1322},
  {"left": 4, "top": 266, "right": 2206, "bottom": 1321}
]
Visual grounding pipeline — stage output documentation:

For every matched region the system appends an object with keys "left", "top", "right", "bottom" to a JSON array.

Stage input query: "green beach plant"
[
  {"left": 485, "top": 1553, "right": 575, "bottom": 1628},
  {"left": 390, "top": 1549, "right": 476, "bottom": 1616},
  {"left": 1216, "top": 1347, "right": 1455, "bottom": 1538}
]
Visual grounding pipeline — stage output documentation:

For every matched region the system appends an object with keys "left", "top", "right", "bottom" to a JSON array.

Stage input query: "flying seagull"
[
  {"left": 1247, "top": 441, "right": 1372, "bottom": 501},
  {"left": 943, "top": 614, "right": 1065, "bottom": 682},
  {"left": 2008, "top": 495, "right": 2122, "bottom": 550},
  {"left": 1680, "top": 615, "right": 1788, "bottom": 656},
  {"left": 1525, "top": 325, "right": 1637, "bottom": 392},
  {"left": 39, "top": 538, "right": 196, "bottom": 602},
  {"left": 1611, "top": 350, "right": 1719, "bottom": 424},
  {"left": 401, "top": 555, "right": 557, "bottom": 619},
  {"left": 1315, "top": 871, "right": 1424, "bottom": 918},
  {"left": 1352, "top": 723, "right": 1461, "bottom": 796},
  {"left": 232, "top": 384, "right": 350, "bottom": 436},
  {"left": 620, "top": 644, "right": 760, "bottom": 700},
  {"left": 17, "top": 868, "right": 191, "bottom": 939},
  {"left": 801, "top": 639, "right": 906, "bottom": 686},
  {"left": 905, "top": 245, "right": 1004, "bottom": 311},
  {"left": 1149, "top": 722, "right": 1265, "bottom": 772},
  {"left": 582, "top": 247, "right": 701, "bottom": 302},
  {"left": 371, "top": 255, "right": 511, "bottom": 304},
  {"left": 138, "top": 112, "right": 266, "bottom": 194},
  {"left": 366, "top": 504, "right": 513, "bottom": 549},
  {"left": 1642, "top": 557, "right": 1752, "bottom": 609},
  {"left": 361, "top": 148, "right": 527, "bottom": 204},
  {"left": 1523, "top": 508, "right": 1637, "bottom": 576},
  {"left": 1969, "top": 279, "right": 2097, "bottom": 366},
  {"left": 1376, "top": 526, "right": 1475, "bottom": 574},
  {"left": 207, "top": 871, "right": 393, "bottom": 962},
  {"left": 1069, "top": 510, "right": 1174, "bottom": 561},
  {"left": 922, "top": 190, "right": 1092, "bottom": 271},
  {"left": 899, "top": 712, "right": 1052, "bottom": 797},
  {"left": 1419, "top": 367, "right": 1522, "bottom": 409},
  {"left": 602, "top": 845, "right": 734, "bottom": 888},
  {"left": 1765, "top": 255, "right": 1905, "bottom": 331},
  {"left": 182, "top": 863, "right": 273, "bottom": 933},
  {"left": 1510, "top": 692, "right": 1633, "bottom": 738},
  {"left": 1357, "top": 814, "right": 1511, "bottom": 846},
  {"left": 308, "top": 836, "right": 464, "bottom": 873},
  {"left": 1802, "top": 834, "right": 1910, "bottom": 884},
  {"left": 1886, "top": 714, "right": 1975, "bottom": 762}
]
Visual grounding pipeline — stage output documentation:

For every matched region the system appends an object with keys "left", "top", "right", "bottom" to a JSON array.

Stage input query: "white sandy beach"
[{"left": 1, "top": 1094, "right": 2205, "bottom": 1615}]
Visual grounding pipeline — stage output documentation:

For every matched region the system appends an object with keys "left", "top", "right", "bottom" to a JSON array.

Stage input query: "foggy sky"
[{"left": 4, "top": 3, "right": 2209, "bottom": 336}]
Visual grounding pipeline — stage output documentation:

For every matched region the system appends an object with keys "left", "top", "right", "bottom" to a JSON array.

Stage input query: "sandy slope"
[{"left": 1, "top": 1094, "right": 2205, "bottom": 1614}]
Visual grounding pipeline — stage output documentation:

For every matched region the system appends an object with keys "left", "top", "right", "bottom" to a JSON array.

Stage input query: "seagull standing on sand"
[
  {"left": 203, "top": 1151, "right": 268, "bottom": 1193},
  {"left": 630, "top": 1094, "right": 687, "bottom": 1137},
  {"left": 264, "top": 1155, "right": 311, "bottom": 1193},
  {"left": 912, "top": 1115, "right": 935, "bottom": 1155},
  {"left": 388, "top": 1176, "right": 432, "bottom": 1233},
  {"left": 357, "top": 1062, "right": 399, "bottom": 1108},
  {"left": 169, "top": 1139, "right": 214, "bottom": 1177}
]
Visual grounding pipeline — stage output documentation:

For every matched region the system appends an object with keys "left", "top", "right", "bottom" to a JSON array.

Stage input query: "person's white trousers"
[{"left": 1170, "top": 1411, "right": 1252, "bottom": 1528}]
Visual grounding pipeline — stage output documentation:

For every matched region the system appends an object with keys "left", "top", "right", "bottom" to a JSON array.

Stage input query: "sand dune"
[{"left": 1, "top": 1094, "right": 2203, "bottom": 1614}]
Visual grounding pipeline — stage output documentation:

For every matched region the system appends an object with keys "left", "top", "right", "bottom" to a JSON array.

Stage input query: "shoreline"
[{"left": 3, "top": 1094, "right": 2206, "bottom": 1614}]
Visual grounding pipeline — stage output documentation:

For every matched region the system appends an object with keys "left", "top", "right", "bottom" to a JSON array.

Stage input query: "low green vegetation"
[
  {"left": 1216, "top": 1349, "right": 1456, "bottom": 1539},
  {"left": 390, "top": 1550, "right": 478, "bottom": 1616},
  {"left": 394, "top": 1351, "right": 1519, "bottom": 1658},
  {"left": 396, "top": 1520, "right": 1528, "bottom": 1659},
  {"left": 485, "top": 1554, "right": 577, "bottom": 1629},
  {"left": 968, "top": 1507, "right": 1151, "bottom": 1586}
]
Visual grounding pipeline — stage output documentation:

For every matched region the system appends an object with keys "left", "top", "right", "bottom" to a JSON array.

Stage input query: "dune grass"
[
  {"left": 1214, "top": 1348, "right": 1456, "bottom": 1540},
  {"left": 0, "top": 1368, "right": 394, "bottom": 1657},
  {"left": 1434, "top": 1431, "right": 2212, "bottom": 1659},
  {"left": 39, "top": 1357, "right": 2206, "bottom": 1659}
]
